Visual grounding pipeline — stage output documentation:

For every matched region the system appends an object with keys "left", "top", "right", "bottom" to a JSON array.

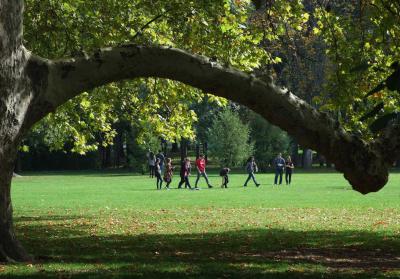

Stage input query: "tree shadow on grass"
[{"left": 7, "top": 215, "right": 400, "bottom": 278}]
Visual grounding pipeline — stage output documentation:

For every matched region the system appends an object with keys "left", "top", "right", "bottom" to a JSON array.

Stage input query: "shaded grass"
[{"left": 1, "top": 171, "right": 400, "bottom": 278}]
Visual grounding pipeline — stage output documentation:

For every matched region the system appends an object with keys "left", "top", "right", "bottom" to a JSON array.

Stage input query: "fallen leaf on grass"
[{"left": 372, "top": 221, "right": 388, "bottom": 227}]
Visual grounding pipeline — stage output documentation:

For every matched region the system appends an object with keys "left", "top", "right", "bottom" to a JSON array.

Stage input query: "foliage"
[
  {"left": 23, "top": 0, "right": 280, "bottom": 153},
  {"left": 246, "top": 1, "right": 400, "bottom": 140},
  {"left": 207, "top": 109, "right": 254, "bottom": 167},
  {"left": 242, "top": 109, "right": 291, "bottom": 169},
  {"left": 22, "top": 0, "right": 400, "bottom": 156},
  {"left": 126, "top": 125, "right": 160, "bottom": 173},
  {"left": 192, "top": 95, "right": 227, "bottom": 144},
  {"left": 310, "top": 0, "right": 400, "bottom": 136}
]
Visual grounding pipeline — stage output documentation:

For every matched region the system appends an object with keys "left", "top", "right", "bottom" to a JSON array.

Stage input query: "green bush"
[{"left": 207, "top": 110, "right": 253, "bottom": 167}]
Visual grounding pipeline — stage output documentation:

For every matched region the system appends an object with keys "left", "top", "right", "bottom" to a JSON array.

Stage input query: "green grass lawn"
[{"left": 2, "top": 170, "right": 400, "bottom": 278}]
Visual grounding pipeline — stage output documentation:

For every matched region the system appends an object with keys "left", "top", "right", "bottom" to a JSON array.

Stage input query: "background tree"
[
  {"left": 240, "top": 108, "right": 291, "bottom": 170},
  {"left": 208, "top": 109, "right": 254, "bottom": 167}
]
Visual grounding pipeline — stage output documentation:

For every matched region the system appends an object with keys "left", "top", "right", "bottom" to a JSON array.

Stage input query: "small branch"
[{"left": 131, "top": 9, "right": 171, "bottom": 40}]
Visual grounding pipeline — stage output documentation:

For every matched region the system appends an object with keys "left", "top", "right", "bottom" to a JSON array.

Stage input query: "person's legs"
[
  {"left": 288, "top": 172, "right": 292, "bottom": 184},
  {"left": 195, "top": 171, "right": 201, "bottom": 188},
  {"left": 274, "top": 171, "right": 279, "bottom": 184},
  {"left": 285, "top": 172, "right": 289, "bottom": 184},
  {"left": 156, "top": 174, "right": 161, "bottom": 189},
  {"left": 251, "top": 172, "right": 260, "bottom": 186},
  {"left": 279, "top": 170, "right": 283, "bottom": 184},
  {"left": 244, "top": 173, "right": 252, "bottom": 186},
  {"left": 224, "top": 175, "right": 229, "bottom": 188},
  {"left": 185, "top": 176, "right": 192, "bottom": 189},
  {"left": 178, "top": 176, "right": 185, "bottom": 188},
  {"left": 202, "top": 172, "right": 212, "bottom": 187}
]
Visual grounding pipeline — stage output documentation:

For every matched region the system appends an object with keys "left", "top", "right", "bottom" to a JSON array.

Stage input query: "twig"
[{"left": 131, "top": 9, "right": 171, "bottom": 40}]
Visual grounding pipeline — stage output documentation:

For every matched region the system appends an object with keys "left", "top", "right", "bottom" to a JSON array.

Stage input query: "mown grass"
[{"left": 1, "top": 170, "right": 400, "bottom": 278}]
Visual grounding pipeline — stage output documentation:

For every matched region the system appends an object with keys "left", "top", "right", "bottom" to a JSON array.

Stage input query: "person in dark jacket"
[
  {"left": 177, "top": 158, "right": 193, "bottom": 189},
  {"left": 285, "top": 156, "right": 294, "bottom": 185},
  {"left": 155, "top": 158, "right": 163, "bottom": 190},
  {"left": 274, "top": 153, "right": 285, "bottom": 185},
  {"left": 220, "top": 167, "right": 231, "bottom": 188},
  {"left": 244, "top": 156, "right": 260, "bottom": 187}
]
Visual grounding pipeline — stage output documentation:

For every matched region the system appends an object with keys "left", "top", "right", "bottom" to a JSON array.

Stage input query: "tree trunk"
[
  {"left": 302, "top": 149, "right": 313, "bottom": 169},
  {"left": 0, "top": 0, "right": 35, "bottom": 262},
  {"left": 317, "top": 153, "right": 326, "bottom": 167},
  {"left": 171, "top": 142, "right": 179, "bottom": 153},
  {"left": 204, "top": 142, "right": 208, "bottom": 163},
  {"left": 0, "top": 149, "right": 32, "bottom": 262},
  {"left": 180, "top": 138, "right": 188, "bottom": 162},
  {"left": 113, "top": 131, "right": 124, "bottom": 168},
  {"left": 290, "top": 140, "right": 300, "bottom": 166},
  {"left": 195, "top": 143, "right": 200, "bottom": 159}
]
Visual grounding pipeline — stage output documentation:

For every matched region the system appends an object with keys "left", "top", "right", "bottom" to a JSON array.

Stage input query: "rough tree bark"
[
  {"left": 0, "top": 0, "right": 33, "bottom": 261},
  {"left": 0, "top": 0, "right": 398, "bottom": 262}
]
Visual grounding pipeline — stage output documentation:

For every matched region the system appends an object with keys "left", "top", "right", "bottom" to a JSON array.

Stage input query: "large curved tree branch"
[{"left": 29, "top": 45, "right": 393, "bottom": 194}]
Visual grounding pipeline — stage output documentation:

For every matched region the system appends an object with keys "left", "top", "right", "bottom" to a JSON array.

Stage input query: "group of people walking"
[
  {"left": 148, "top": 151, "right": 214, "bottom": 190},
  {"left": 147, "top": 151, "right": 295, "bottom": 190}
]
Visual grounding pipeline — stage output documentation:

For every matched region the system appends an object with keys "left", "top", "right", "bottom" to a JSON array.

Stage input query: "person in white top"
[{"left": 147, "top": 151, "right": 155, "bottom": 178}]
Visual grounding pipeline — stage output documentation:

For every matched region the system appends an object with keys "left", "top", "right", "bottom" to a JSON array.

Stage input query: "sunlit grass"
[{"left": 1, "top": 171, "right": 399, "bottom": 278}]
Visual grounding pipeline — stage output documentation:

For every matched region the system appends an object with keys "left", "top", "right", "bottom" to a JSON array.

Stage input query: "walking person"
[
  {"left": 195, "top": 154, "right": 213, "bottom": 189},
  {"left": 274, "top": 153, "right": 285, "bottom": 185},
  {"left": 285, "top": 156, "right": 294, "bottom": 185},
  {"left": 244, "top": 156, "right": 260, "bottom": 187},
  {"left": 177, "top": 159, "right": 186, "bottom": 189},
  {"left": 155, "top": 158, "right": 163, "bottom": 190},
  {"left": 147, "top": 151, "right": 155, "bottom": 178},
  {"left": 156, "top": 150, "right": 165, "bottom": 174},
  {"left": 164, "top": 158, "right": 174, "bottom": 189},
  {"left": 219, "top": 167, "right": 230, "bottom": 188},
  {"left": 178, "top": 158, "right": 193, "bottom": 189}
]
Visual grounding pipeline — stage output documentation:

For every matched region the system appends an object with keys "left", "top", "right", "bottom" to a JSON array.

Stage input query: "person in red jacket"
[{"left": 195, "top": 154, "right": 213, "bottom": 189}]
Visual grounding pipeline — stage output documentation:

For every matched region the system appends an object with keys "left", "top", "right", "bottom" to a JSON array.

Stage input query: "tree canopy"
[
  {"left": 21, "top": 0, "right": 400, "bottom": 155},
  {"left": 23, "top": 0, "right": 269, "bottom": 152}
]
